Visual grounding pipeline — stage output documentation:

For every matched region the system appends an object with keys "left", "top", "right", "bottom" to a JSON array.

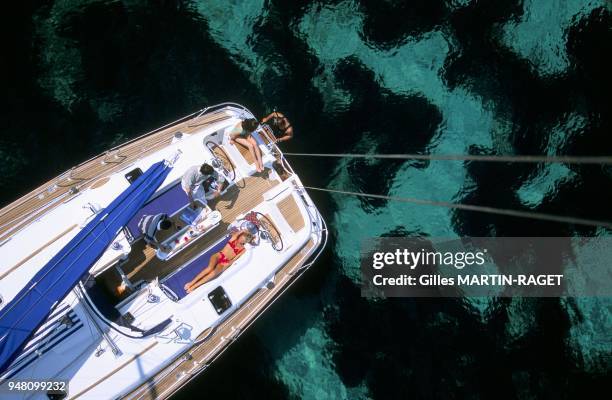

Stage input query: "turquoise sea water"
[{"left": 2, "top": 1, "right": 611, "bottom": 398}]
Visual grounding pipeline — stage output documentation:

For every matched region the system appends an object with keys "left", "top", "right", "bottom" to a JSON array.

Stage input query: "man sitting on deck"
[{"left": 181, "top": 163, "right": 226, "bottom": 208}]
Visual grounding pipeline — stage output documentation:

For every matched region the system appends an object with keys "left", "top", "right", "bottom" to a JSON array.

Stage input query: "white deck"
[{"left": 0, "top": 105, "right": 326, "bottom": 399}]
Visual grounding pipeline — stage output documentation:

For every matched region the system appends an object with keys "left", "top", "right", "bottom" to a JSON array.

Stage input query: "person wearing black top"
[{"left": 261, "top": 110, "right": 293, "bottom": 143}]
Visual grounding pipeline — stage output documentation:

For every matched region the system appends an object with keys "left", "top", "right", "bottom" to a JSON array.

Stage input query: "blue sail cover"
[{"left": 0, "top": 161, "right": 172, "bottom": 374}]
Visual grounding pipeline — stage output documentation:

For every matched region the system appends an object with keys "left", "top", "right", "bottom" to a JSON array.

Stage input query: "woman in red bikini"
[{"left": 184, "top": 229, "right": 253, "bottom": 293}]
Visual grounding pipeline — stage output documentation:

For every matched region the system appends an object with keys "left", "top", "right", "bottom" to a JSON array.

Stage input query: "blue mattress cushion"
[{"left": 160, "top": 236, "right": 230, "bottom": 301}]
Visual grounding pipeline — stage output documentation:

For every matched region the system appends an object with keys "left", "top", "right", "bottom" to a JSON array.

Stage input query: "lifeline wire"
[
  {"left": 300, "top": 186, "right": 612, "bottom": 230},
  {"left": 284, "top": 152, "right": 612, "bottom": 165}
]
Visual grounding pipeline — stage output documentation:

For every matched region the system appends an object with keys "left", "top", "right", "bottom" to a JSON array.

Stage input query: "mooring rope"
[
  {"left": 300, "top": 186, "right": 612, "bottom": 230},
  {"left": 285, "top": 152, "right": 612, "bottom": 165},
  {"left": 285, "top": 151, "right": 612, "bottom": 228}
]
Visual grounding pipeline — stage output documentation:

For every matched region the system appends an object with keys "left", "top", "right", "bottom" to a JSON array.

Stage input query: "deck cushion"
[
  {"left": 125, "top": 182, "right": 189, "bottom": 241},
  {"left": 160, "top": 236, "right": 230, "bottom": 301}
]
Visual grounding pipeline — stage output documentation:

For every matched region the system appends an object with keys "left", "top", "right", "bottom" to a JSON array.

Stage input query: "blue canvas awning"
[{"left": 0, "top": 161, "right": 172, "bottom": 374}]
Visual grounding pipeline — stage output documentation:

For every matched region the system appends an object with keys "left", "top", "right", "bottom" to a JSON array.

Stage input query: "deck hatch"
[
  {"left": 125, "top": 168, "right": 143, "bottom": 184},
  {"left": 208, "top": 286, "right": 232, "bottom": 315}
]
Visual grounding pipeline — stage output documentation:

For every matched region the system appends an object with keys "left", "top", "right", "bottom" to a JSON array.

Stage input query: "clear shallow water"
[{"left": 2, "top": 1, "right": 611, "bottom": 398}]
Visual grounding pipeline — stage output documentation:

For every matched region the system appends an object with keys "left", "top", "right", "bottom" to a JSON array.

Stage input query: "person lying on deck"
[
  {"left": 184, "top": 229, "right": 253, "bottom": 293},
  {"left": 228, "top": 118, "right": 264, "bottom": 173}
]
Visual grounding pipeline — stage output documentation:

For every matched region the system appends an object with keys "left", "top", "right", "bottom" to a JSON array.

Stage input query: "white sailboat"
[{"left": 0, "top": 103, "right": 327, "bottom": 399}]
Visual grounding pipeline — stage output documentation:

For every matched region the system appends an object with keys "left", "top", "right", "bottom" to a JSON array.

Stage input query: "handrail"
[
  {"left": 129, "top": 224, "right": 327, "bottom": 400},
  {"left": 258, "top": 124, "right": 295, "bottom": 175},
  {"left": 124, "top": 179, "right": 327, "bottom": 399},
  {"left": 0, "top": 109, "right": 206, "bottom": 217},
  {"left": 0, "top": 103, "right": 253, "bottom": 242},
  {"left": 194, "top": 102, "right": 251, "bottom": 120},
  {"left": 45, "top": 102, "right": 250, "bottom": 178},
  {"left": 2, "top": 103, "right": 249, "bottom": 209},
  {"left": 74, "top": 285, "right": 123, "bottom": 355}
]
